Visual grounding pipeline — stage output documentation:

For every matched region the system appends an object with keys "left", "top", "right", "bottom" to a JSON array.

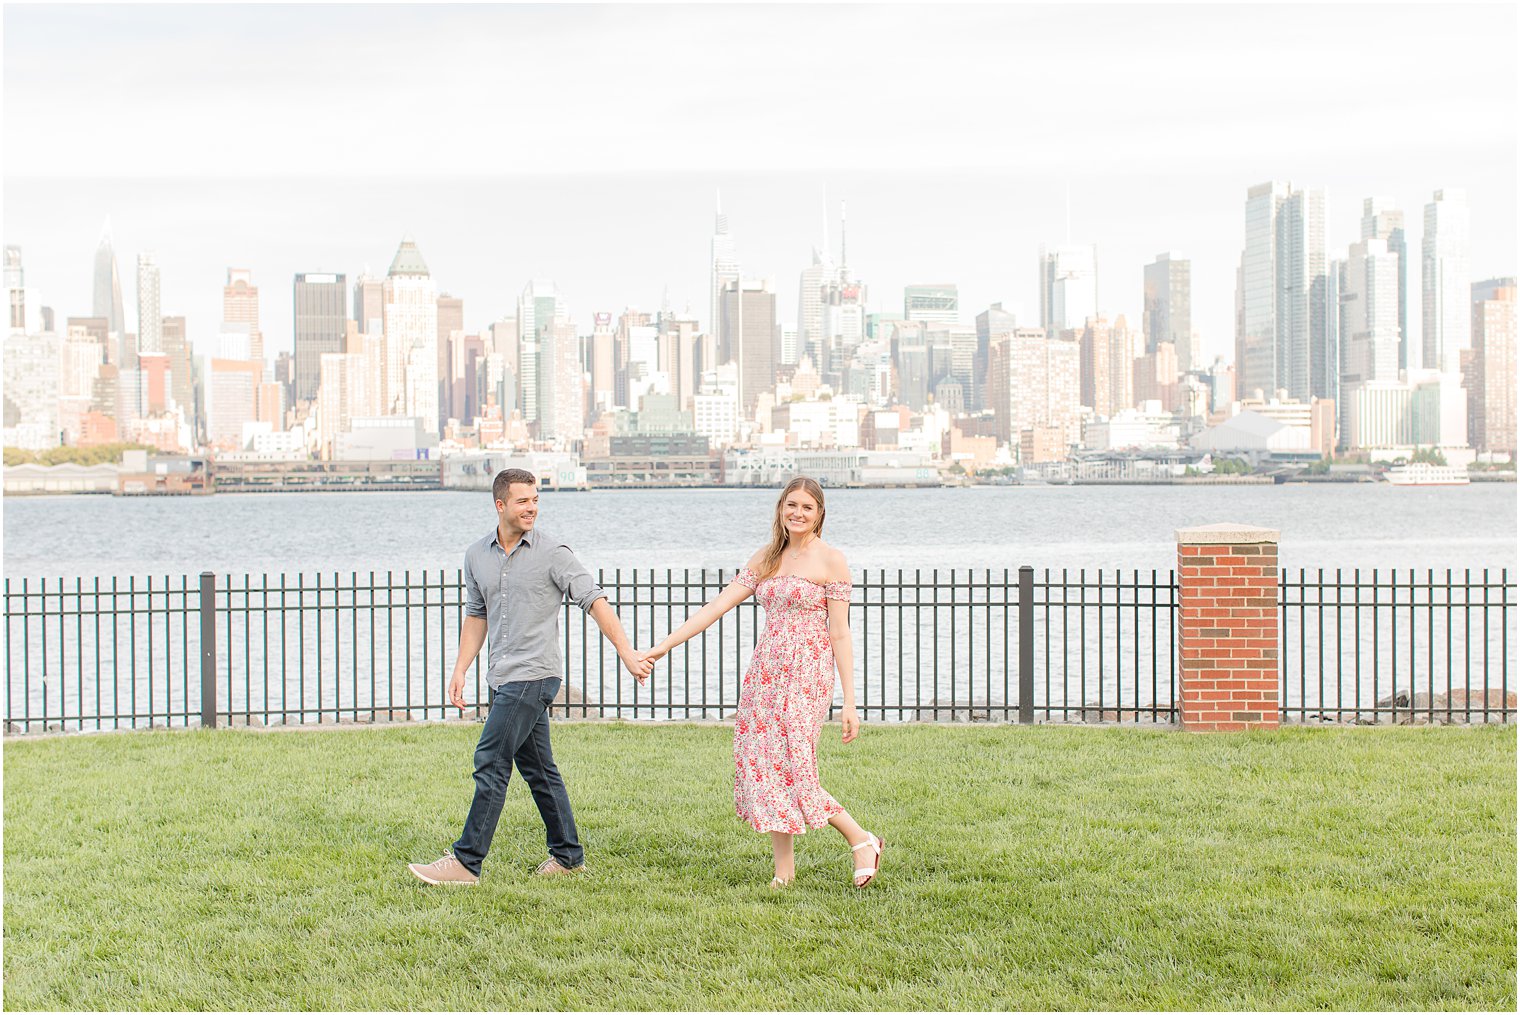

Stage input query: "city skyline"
[{"left": 4, "top": 3, "right": 1516, "bottom": 366}]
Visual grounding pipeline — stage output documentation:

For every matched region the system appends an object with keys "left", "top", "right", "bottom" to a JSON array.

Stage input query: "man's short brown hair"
[{"left": 492, "top": 468, "right": 538, "bottom": 504}]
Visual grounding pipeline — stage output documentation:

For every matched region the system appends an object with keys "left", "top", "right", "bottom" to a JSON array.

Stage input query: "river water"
[{"left": 4, "top": 483, "right": 1515, "bottom": 579}]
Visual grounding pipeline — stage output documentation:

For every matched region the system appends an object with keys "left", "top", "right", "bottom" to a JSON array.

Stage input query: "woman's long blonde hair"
[{"left": 755, "top": 476, "right": 827, "bottom": 581}]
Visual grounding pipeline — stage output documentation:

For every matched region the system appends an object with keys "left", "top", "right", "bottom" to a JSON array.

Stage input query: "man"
[{"left": 409, "top": 468, "right": 650, "bottom": 885}]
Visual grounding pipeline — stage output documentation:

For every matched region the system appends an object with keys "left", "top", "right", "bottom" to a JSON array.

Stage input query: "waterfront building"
[
  {"left": 335, "top": 415, "right": 439, "bottom": 461},
  {"left": 136, "top": 253, "right": 162, "bottom": 357},
  {"left": 294, "top": 272, "right": 347, "bottom": 404},
  {"left": 974, "top": 303, "right": 1019, "bottom": 413},
  {"left": 1082, "top": 401, "right": 1181, "bottom": 451},
  {"left": 771, "top": 395, "right": 863, "bottom": 449},
  {"left": 1143, "top": 252, "right": 1195, "bottom": 373},
  {"left": 692, "top": 363, "right": 739, "bottom": 446},
  {"left": 723, "top": 446, "right": 939, "bottom": 487},
  {"left": 204, "top": 357, "right": 263, "bottom": 449},
  {"left": 1079, "top": 315, "right": 1136, "bottom": 418},
  {"left": 719, "top": 278, "right": 777, "bottom": 417},
  {"left": 1361, "top": 197, "right": 1409, "bottom": 370},
  {"left": 383, "top": 237, "right": 439, "bottom": 432},
  {"left": 1337, "top": 238, "right": 1402, "bottom": 447},
  {"left": 518, "top": 279, "right": 568, "bottom": 427},
  {"left": 1466, "top": 278, "right": 1516, "bottom": 454},
  {"left": 1039, "top": 245, "right": 1097, "bottom": 337},
  {"left": 1344, "top": 380, "right": 1414, "bottom": 450},
  {"left": 316, "top": 352, "right": 373, "bottom": 459},
  {"left": 1409, "top": 369, "right": 1469, "bottom": 452},
  {"left": 539, "top": 318, "right": 584, "bottom": 443},
  {"left": 986, "top": 327, "right": 1080, "bottom": 452},
  {"left": 904, "top": 284, "right": 958, "bottom": 325},
  {"left": 589, "top": 312, "right": 616, "bottom": 418},
  {"left": 2, "top": 331, "right": 60, "bottom": 450},
  {"left": 59, "top": 326, "right": 105, "bottom": 444},
  {"left": 1236, "top": 181, "right": 1332, "bottom": 403},
  {"left": 892, "top": 321, "right": 930, "bottom": 409},
  {"left": 1133, "top": 340, "right": 1179, "bottom": 413},
  {"left": 1422, "top": 188, "right": 1470, "bottom": 373}
]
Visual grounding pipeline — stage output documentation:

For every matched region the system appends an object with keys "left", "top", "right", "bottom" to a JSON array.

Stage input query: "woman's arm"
[
  {"left": 651, "top": 579, "right": 754, "bottom": 659},
  {"left": 825, "top": 550, "right": 860, "bottom": 743}
]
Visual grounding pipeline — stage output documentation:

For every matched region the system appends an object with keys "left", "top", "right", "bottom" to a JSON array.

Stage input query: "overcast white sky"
[{"left": 5, "top": 2, "right": 1516, "bottom": 365}]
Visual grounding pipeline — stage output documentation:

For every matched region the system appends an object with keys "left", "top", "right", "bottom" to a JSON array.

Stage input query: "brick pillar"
[{"left": 1176, "top": 523, "right": 1280, "bottom": 732}]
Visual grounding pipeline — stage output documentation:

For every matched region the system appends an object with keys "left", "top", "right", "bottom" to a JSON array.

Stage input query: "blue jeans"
[{"left": 451, "top": 676, "right": 582, "bottom": 876}]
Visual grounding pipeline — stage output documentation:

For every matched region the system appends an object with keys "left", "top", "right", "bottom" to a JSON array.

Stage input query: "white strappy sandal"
[{"left": 851, "top": 832, "right": 885, "bottom": 888}]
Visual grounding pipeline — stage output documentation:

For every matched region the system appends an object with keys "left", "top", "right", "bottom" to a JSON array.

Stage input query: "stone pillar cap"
[{"left": 1175, "top": 522, "right": 1280, "bottom": 545}]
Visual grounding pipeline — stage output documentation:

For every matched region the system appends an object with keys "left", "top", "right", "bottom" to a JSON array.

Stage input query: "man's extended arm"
[
  {"left": 448, "top": 615, "right": 488, "bottom": 709},
  {"left": 589, "top": 598, "right": 652, "bottom": 683}
]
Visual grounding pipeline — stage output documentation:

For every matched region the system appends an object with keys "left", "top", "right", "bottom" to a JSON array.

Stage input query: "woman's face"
[{"left": 779, "top": 488, "right": 820, "bottom": 541}]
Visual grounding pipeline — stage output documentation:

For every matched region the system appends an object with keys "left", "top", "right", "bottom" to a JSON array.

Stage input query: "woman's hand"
[{"left": 840, "top": 704, "right": 860, "bottom": 744}]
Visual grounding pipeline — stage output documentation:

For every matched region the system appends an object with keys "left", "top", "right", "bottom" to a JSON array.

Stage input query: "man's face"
[{"left": 496, "top": 483, "right": 539, "bottom": 533}]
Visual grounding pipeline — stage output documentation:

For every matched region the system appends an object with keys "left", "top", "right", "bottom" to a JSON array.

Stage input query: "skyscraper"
[
  {"left": 223, "top": 269, "right": 262, "bottom": 364},
  {"left": 136, "top": 253, "right": 162, "bottom": 356},
  {"left": 1336, "top": 239, "right": 1402, "bottom": 445},
  {"left": 92, "top": 218, "right": 126, "bottom": 358},
  {"left": 382, "top": 236, "right": 438, "bottom": 431},
  {"left": 1422, "top": 188, "right": 1470, "bottom": 374},
  {"left": 710, "top": 192, "right": 740, "bottom": 341},
  {"left": 1142, "top": 252, "right": 1193, "bottom": 372},
  {"left": 904, "top": 284, "right": 958, "bottom": 324},
  {"left": 986, "top": 327, "right": 1080, "bottom": 451},
  {"left": 437, "top": 294, "right": 464, "bottom": 421},
  {"left": 352, "top": 273, "right": 384, "bottom": 334},
  {"left": 1360, "top": 197, "right": 1409, "bottom": 370},
  {"left": 294, "top": 273, "right": 348, "bottom": 404},
  {"left": 797, "top": 248, "right": 838, "bottom": 369},
  {"left": 719, "top": 278, "right": 777, "bottom": 416},
  {"left": 1236, "top": 181, "right": 1331, "bottom": 402},
  {"left": 5, "top": 246, "right": 42, "bottom": 337},
  {"left": 518, "top": 280, "right": 569, "bottom": 426},
  {"left": 1039, "top": 245, "right": 1098, "bottom": 336},
  {"left": 1467, "top": 278, "right": 1516, "bottom": 454}
]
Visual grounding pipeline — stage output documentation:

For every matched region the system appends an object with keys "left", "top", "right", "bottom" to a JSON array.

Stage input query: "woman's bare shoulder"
[
  {"left": 744, "top": 546, "right": 768, "bottom": 570},
  {"left": 819, "top": 543, "right": 851, "bottom": 581}
]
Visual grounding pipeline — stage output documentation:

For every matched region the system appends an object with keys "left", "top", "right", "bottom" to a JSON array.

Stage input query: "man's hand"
[
  {"left": 840, "top": 704, "right": 860, "bottom": 744},
  {"left": 620, "top": 649, "right": 653, "bottom": 686},
  {"left": 448, "top": 671, "right": 468, "bottom": 711}
]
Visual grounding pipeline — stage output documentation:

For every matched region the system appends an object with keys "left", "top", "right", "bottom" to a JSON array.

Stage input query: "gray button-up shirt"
[{"left": 463, "top": 525, "right": 607, "bottom": 688}]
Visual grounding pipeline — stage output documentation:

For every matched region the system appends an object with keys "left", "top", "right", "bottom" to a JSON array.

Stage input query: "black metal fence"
[
  {"left": 4, "top": 566, "right": 1513, "bottom": 734},
  {"left": 1281, "top": 568, "right": 1514, "bottom": 724}
]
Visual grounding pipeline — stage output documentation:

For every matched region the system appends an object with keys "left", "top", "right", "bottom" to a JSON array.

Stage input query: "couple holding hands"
[{"left": 408, "top": 471, "right": 883, "bottom": 891}]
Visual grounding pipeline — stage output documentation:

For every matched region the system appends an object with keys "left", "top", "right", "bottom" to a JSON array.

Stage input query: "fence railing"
[{"left": 4, "top": 566, "right": 1513, "bottom": 733}]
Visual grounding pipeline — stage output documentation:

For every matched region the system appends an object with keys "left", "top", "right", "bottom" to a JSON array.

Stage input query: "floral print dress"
[{"left": 731, "top": 568, "right": 853, "bottom": 834}]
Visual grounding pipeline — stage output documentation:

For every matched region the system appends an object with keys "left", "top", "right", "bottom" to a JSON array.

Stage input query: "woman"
[{"left": 647, "top": 476, "right": 883, "bottom": 889}]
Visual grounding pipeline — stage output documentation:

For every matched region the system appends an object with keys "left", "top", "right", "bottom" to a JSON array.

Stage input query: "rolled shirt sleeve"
[
  {"left": 549, "top": 543, "right": 608, "bottom": 613},
  {"left": 463, "top": 549, "right": 487, "bottom": 618}
]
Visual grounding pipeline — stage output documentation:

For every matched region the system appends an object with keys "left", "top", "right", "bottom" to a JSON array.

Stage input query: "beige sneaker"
[
  {"left": 408, "top": 853, "right": 479, "bottom": 885},
  {"left": 534, "top": 857, "right": 586, "bottom": 876}
]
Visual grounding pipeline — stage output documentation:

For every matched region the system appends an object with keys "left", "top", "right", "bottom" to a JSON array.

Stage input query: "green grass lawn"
[{"left": 4, "top": 722, "right": 1515, "bottom": 1011}]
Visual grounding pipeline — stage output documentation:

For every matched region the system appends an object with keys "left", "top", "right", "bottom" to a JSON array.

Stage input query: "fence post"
[
  {"left": 1018, "top": 565, "right": 1034, "bottom": 724},
  {"left": 1176, "top": 524, "right": 1280, "bottom": 731},
  {"left": 200, "top": 571, "right": 217, "bottom": 729}
]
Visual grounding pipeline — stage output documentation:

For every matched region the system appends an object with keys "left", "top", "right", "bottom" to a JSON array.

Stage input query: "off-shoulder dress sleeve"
[
  {"left": 734, "top": 567, "right": 760, "bottom": 590},
  {"left": 823, "top": 580, "right": 853, "bottom": 602}
]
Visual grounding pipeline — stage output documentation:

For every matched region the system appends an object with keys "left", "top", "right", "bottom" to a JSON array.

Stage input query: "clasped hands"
[{"left": 618, "top": 643, "right": 669, "bottom": 685}]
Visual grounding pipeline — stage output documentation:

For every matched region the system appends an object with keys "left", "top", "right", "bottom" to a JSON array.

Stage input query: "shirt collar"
[{"left": 490, "top": 525, "right": 537, "bottom": 551}]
